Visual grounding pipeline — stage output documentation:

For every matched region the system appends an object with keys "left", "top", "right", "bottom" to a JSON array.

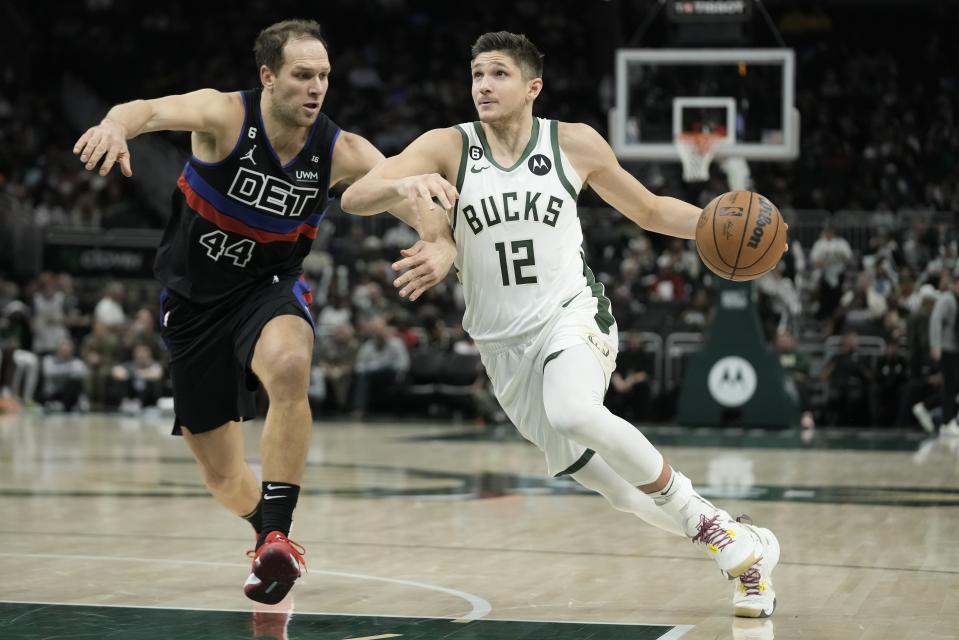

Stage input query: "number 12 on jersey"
[{"left": 494, "top": 239, "right": 538, "bottom": 286}]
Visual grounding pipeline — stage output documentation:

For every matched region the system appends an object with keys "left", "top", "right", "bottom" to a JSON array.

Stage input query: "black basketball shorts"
[{"left": 159, "top": 274, "right": 315, "bottom": 435}]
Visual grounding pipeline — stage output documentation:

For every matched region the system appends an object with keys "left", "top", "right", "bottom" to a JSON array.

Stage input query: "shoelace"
[
  {"left": 279, "top": 535, "right": 307, "bottom": 564},
  {"left": 246, "top": 534, "right": 307, "bottom": 568},
  {"left": 739, "top": 567, "right": 762, "bottom": 596},
  {"left": 691, "top": 514, "right": 734, "bottom": 551}
]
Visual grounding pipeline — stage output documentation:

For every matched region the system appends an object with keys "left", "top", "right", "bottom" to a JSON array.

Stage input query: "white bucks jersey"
[{"left": 451, "top": 117, "right": 612, "bottom": 342}]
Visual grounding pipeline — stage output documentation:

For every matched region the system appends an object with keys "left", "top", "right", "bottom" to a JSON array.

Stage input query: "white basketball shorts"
[{"left": 477, "top": 289, "right": 618, "bottom": 476}]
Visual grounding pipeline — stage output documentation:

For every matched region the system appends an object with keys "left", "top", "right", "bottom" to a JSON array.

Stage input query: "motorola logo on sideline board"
[{"left": 707, "top": 356, "right": 757, "bottom": 407}]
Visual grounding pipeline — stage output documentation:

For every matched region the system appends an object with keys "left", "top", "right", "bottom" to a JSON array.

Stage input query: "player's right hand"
[
  {"left": 395, "top": 174, "right": 458, "bottom": 212},
  {"left": 73, "top": 119, "right": 133, "bottom": 177}
]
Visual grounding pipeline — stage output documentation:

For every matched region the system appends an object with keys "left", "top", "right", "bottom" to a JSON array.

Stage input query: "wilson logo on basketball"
[
  {"left": 694, "top": 189, "right": 786, "bottom": 282},
  {"left": 746, "top": 198, "right": 775, "bottom": 249}
]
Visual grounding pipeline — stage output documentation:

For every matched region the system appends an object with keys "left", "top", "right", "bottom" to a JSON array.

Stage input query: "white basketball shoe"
[
  {"left": 941, "top": 419, "right": 959, "bottom": 437},
  {"left": 685, "top": 499, "right": 765, "bottom": 578},
  {"left": 732, "top": 518, "right": 780, "bottom": 618},
  {"left": 656, "top": 473, "right": 765, "bottom": 578}
]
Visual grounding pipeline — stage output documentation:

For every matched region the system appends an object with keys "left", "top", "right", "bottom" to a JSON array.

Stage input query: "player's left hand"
[
  {"left": 73, "top": 118, "right": 133, "bottom": 177},
  {"left": 392, "top": 238, "right": 457, "bottom": 301}
]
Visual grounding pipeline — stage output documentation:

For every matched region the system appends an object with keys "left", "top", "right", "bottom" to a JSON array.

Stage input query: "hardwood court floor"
[{"left": 2, "top": 412, "right": 958, "bottom": 639}]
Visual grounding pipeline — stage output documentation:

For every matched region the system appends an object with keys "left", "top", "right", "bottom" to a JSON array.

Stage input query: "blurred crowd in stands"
[
  {"left": 1, "top": 1, "right": 957, "bottom": 430},
  {"left": 3, "top": 207, "right": 958, "bottom": 432}
]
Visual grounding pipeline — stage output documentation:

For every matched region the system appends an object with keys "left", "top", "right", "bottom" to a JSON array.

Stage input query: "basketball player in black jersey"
[{"left": 72, "top": 19, "right": 455, "bottom": 604}]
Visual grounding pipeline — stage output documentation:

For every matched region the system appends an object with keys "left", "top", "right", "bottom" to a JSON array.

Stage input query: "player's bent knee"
[
  {"left": 259, "top": 350, "right": 312, "bottom": 396},
  {"left": 544, "top": 399, "right": 602, "bottom": 441},
  {"left": 202, "top": 466, "right": 245, "bottom": 493}
]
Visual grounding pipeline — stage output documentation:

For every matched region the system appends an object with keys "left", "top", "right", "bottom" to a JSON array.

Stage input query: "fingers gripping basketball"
[{"left": 694, "top": 190, "right": 787, "bottom": 282}]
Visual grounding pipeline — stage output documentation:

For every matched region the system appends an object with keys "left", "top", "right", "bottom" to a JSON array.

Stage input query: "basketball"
[{"left": 694, "top": 190, "right": 787, "bottom": 282}]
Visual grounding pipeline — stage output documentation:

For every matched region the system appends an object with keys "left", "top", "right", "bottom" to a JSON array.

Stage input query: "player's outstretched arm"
[
  {"left": 333, "top": 130, "right": 457, "bottom": 302},
  {"left": 332, "top": 130, "right": 453, "bottom": 240},
  {"left": 72, "top": 89, "right": 240, "bottom": 177},
  {"left": 560, "top": 122, "right": 701, "bottom": 240},
  {"left": 340, "top": 128, "right": 461, "bottom": 216}
]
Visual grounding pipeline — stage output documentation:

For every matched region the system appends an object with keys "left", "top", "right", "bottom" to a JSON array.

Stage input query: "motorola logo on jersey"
[
  {"left": 469, "top": 145, "right": 484, "bottom": 161},
  {"left": 528, "top": 154, "right": 552, "bottom": 176},
  {"left": 227, "top": 167, "right": 319, "bottom": 217}
]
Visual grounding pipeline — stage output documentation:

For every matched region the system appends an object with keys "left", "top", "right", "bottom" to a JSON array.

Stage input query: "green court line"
[{"left": 0, "top": 602, "right": 686, "bottom": 640}]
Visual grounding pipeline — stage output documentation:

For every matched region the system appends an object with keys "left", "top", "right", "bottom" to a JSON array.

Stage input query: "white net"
[{"left": 676, "top": 133, "right": 726, "bottom": 182}]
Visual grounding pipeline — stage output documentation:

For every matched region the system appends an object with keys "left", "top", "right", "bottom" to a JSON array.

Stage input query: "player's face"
[
  {"left": 263, "top": 37, "right": 331, "bottom": 128},
  {"left": 471, "top": 52, "right": 540, "bottom": 123}
]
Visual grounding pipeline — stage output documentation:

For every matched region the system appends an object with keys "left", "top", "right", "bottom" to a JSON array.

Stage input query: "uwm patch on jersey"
[{"left": 155, "top": 88, "right": 340, "bottom": 304}]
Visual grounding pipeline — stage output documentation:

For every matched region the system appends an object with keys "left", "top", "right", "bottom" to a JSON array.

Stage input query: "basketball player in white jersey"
[{"left": 342, "top": 32, "right": 780, "bottom": 618}]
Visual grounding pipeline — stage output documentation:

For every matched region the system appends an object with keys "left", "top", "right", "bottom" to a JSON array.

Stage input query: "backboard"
[{"left": 611, "top": 48, "right": 799, "bottom": 162}]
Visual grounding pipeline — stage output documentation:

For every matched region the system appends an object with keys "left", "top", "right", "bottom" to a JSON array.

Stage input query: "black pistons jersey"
[{"left": 155, "top": 88, "right": 340, "bottom": 305}]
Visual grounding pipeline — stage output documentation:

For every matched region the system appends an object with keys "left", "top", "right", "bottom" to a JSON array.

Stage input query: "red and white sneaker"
[{"left": 243, "top": 531, "right": 306, "bottom": 605}]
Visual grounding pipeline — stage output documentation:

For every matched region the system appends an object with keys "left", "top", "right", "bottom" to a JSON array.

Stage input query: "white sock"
[{"left": 650, "top": 470, "right": 723, "bottom": 537}]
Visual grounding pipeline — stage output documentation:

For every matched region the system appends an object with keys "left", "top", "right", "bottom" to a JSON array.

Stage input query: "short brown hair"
[
  {"left": 254, "top": 19, "right": 328, "bottom": 73},
  {"left": 471, "top": 31, "right": 544, "bottom": 79}
]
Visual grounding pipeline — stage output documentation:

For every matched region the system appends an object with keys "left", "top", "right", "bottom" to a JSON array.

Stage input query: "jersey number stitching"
[
  {"left": 199, "top": 230, "right": 255, "bottom": 268},
  {"left": 494, "top": 239, "right": 538, "bottom": 286}
]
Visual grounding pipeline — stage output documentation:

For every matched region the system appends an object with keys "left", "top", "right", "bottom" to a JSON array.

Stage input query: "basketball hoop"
[{"left": 676, "top": 132, "right": 727, "bottom": 182}]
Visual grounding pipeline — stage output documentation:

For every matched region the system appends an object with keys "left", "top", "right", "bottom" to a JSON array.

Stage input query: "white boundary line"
[
  {"left": 659, "top": 624, "right": 695, "bottom": 639},
  {"left": 0, "top": 552, "right": 490, "bottom": 622},
  {"left": 317, "top": 569, "right": 490, "bottom": 621}
]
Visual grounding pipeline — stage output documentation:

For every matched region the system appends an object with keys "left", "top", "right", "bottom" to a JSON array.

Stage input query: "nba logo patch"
[{"left": 469, "top": 145, "right": 483, "bottom": 161}]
